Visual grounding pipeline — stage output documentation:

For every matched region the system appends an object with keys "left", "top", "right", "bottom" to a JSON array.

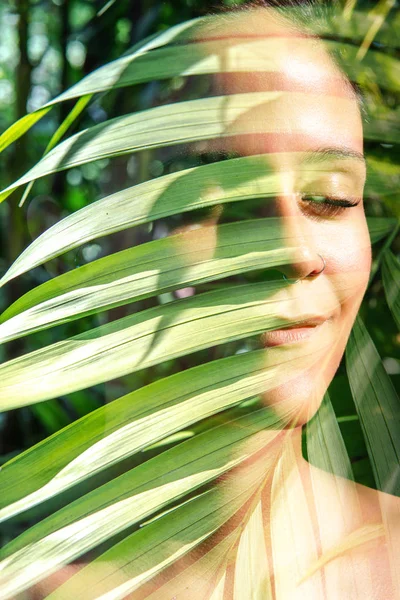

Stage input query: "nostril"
[
  {"left": 279, "top": 248, "right": 325, "bottom": 282},
  {"left": 308, "top": 254, "right": 326, "bottom": 277}
]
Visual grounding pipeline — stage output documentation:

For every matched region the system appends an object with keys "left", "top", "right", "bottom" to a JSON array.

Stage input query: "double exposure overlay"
[{"left": 0, "top": 2, "right": 399, "bottom": 599}]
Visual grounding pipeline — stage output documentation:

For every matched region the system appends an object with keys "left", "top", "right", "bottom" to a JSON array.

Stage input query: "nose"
[
  {"left": 279, "top": 247, "right": 325, "bottom": 281},
  {"left": 270, "top": 195, "right": 325, "bottom": 281}
]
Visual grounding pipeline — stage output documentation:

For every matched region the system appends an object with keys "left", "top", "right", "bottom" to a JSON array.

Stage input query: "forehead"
[
  {"left": 195, "top": 8, "right": 363, "bottom": 159},
  {"left": 213, "top": 94, "right": 363, "bottom": 159}
]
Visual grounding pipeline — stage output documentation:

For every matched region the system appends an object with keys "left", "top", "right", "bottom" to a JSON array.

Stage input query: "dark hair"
[{"left": 216, "top": 0, "right": 333, "bottom": 30}]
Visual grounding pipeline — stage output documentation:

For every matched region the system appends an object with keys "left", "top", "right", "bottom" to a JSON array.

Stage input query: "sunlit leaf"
[
  {"left": 0, "top": 343, "right": 319, "bottom": 520},
  {"left": 0, "top": 279, "right": 347, "bottom": 412},
  {"left": 18, "top": 96, "right": 94, "bottom": 208},
  {"left": 0, "top": 408, "right": 279, "bottom": 599},
  {"left": 382, "top": 249, "right": 400, "bottom": 329},
  {"left": 0, "top": 107, "right": 51, "bottom": 154},
  {"left": 0, "top": 156, "right": 390, "bottom": 287},
  {"left": 0, "top": 92, "right": 393, "bottom": 204},
  {"left": 44, "top": 39, "right": 400, "bottom": 102},
  {"left": 43, "top": 455, "right": 268, "bottom": 600},
  {"left": 0, "top": 215, "right": 393, "bottom": 343},
  {"left": 0, "top": 19, "right": 198, "bottom": 155},
  {"left": 0, "top": 219, "right": 296, "bottom": 341}
]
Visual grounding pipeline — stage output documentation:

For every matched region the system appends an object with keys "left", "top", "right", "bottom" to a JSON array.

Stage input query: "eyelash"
[{"left": 300, "top": 194, "right": 360, "bottom": 217}]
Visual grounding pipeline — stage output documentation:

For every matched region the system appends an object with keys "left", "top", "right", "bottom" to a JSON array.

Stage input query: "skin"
[
  {"left": 197, "top": 9, "right": 398, "bottom": 599},
  {"left": 22, "top": 8, "right": 399, "bottom": 600},
  {"left": 154, "top": 9, "right": 398, "bottom": 598},
  {"left": 192, "top": 7, "right": 372, "bottom": 426}
]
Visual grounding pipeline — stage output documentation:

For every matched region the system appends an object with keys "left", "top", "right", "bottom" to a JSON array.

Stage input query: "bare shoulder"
[
  {"left": 353, "top": 477, "right": 400, "bottom": 528},
  {"left": 355, "top": 480, "right": 400, "bottom": 598},
  {"left": 307, "top": 462, "right": 400, "bottom": 598},
  {"left": 307, "top": 461, "right": 400, "bottom": 519}
]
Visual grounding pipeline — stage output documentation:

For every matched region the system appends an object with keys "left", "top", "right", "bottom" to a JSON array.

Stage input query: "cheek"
[
  {"left": 316, "top": 214, "right": 371, "bottom": 385},
  {"left": 260, "top": 216, "right": 372, "bottom": 427},
  {"left": 320, "top": 215, "right": 371, "bottom": 317}
]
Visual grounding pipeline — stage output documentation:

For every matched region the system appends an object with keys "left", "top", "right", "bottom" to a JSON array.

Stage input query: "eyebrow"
[{"left": 302, "top": 147, "right": 366, "bottom": 167}]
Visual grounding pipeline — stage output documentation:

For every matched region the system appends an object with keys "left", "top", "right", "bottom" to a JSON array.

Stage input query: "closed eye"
[{"left": 300, "top": 194, "right": 360, "bottom": 217}]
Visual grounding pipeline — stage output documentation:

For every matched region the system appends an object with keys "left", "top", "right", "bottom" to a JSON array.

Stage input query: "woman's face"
[{"left": 196, "top": 10, "right": 372, "bottom": 424}]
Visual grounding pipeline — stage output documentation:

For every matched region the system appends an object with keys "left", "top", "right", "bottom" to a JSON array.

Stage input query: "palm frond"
[{"left": 0, "top": 4, "right": 398, "bottom": 598}]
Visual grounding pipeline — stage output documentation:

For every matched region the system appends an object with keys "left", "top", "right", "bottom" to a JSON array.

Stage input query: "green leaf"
[
  {"left": 0, "top": 280, "right": 340, "bottom": 412},
  {"left": 1, "top": 91, "right": 390, "bottom": 204},
  {"left": 0, "top": 216, "right": 393, "bottom": 343},
  {"left": 1, "top": 157, "right": 391, "bottom": 288},
  {"left": 18, "top": 96, "right": 94, "bottom": 208},
  {"left": 44, "top": 455, "right": 267, "bottom": 600},
  {"left": 45, "top": 96, "right": 93, "bottom": 155},
  {"left": 0, "top": 19, "right": 198, "bottom": 156},
  {"left": 0, "top": 344, "right": 313, "bottom": 520},
  {"left": 346, "top": 318, "right": 400, "bottom": 591},
  {"left": 367, "top": 216, "right": 398, "bottom": 244},
  {"left": 0, "top": 219, "right": 295, "bottom": 342},
  {"left": 0, "top": 156, "right": 275, "bottom": 285},
  {"left": 0, "top": 108, "right": 51, "bottom": 154},
  {"left": 0, "top": 407, "right": 278, "bottom": 598},
  {"left": 45, "top": 39, "right": 400, "bottom": 103},
  {"left": 382, "top": 249, "right": 400, "bottom": 329},
  {"left": 306, "top": 393, "right": 354, "bottom": 481},
  {"left": 346, "top": 316, "right": 400, "bottom": 495},
  {"left": 0, "top": 93, "right": 291, "bottom": 202}
]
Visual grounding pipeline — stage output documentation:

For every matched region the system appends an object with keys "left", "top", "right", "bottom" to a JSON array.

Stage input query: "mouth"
[{"left": 260, "top": 318, "right": 328, "bottom": 348}]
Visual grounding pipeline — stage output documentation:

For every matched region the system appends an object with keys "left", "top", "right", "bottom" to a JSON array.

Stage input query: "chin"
[
  {"left": 260, "top": 369, "right": 331, "bottom": 427},
  {"left": 259, "top": 330, "right": 348, "bottom": 428}
]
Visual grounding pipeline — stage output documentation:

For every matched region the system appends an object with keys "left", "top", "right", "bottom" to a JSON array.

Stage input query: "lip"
[{"left": 260, "top": 319, "right": 328, "bottom": 348}]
